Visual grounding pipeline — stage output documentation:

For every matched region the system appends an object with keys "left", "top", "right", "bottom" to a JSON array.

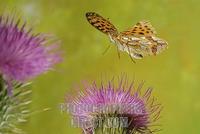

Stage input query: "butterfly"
[{"left": 86, "top": 12, "right": 168, "bottom": 62}]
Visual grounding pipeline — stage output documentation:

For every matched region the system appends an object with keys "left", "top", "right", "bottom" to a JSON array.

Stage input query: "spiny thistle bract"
[
  {"left": 0, "top": 77, "right": 31, "bottom": 134},
  {"left": 66, "top": 78, "right": 162, "bottom": 134}
]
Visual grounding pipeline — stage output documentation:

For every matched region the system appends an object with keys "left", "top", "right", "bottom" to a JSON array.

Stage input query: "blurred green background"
[{"left": 0, "top": 0, "right": 200, "bottom": 134}]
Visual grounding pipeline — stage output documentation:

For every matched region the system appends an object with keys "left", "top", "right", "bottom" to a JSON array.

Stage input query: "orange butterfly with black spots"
[{"left": 86, "top": 12, "right": 168, "bottom": 62}]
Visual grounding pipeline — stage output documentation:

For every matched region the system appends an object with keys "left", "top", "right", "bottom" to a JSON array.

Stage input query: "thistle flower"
[
  {"left": 0, "top": 13, "right": 61, "bottom": 133},
  {"left": 66, "top": 78, "right": 162, "bottom": 134},
  {"left": 0, "top": 14, "right": 61, "bottom": 83}
]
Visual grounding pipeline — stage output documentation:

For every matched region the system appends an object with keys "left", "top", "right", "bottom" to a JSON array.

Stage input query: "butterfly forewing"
[
  {"left": 86, "top": 12, "right": 118, "bottom": 35},
  {"left": 119, "top": 21, "right": 167, "bottom": 57},
  {"left": 121, "top": 21, "right": 156, "bottom": 37}
]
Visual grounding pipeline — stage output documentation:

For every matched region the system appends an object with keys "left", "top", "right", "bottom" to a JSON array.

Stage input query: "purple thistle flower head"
[
  {"left": 0, "top": 14, "right": 61, "bottom": 82},
  {"left": 66, "top": 78, "right": 162, "bottom": 134}
]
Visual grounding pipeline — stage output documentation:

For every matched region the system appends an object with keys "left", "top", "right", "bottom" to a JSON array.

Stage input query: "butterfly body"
[{"left": 86, "top": 12, "right": 168, "bottom": 60}]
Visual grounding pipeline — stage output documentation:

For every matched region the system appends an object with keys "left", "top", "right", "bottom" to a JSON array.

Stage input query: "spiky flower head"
[
  {"left": 0, "top": 13, "right": 61, "bottom": 83},
  {"left": 0, "top": 12, "right": 61, "bottom": 133},
  {"left": 66, "top": 78, "right": 162, "bottom": 134}
]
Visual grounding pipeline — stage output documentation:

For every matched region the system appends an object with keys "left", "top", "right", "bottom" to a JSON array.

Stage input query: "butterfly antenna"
[{"left": 102, "top": 45, "right": 111, "bottom": 55}]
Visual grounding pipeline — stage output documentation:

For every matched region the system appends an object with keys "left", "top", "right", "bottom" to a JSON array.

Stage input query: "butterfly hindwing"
[
  {"left": 121, "top": 21, "right": 156, "bottom": 37},
  {"left": 86, "top": 12, "right": 118, "bottom": 35}
]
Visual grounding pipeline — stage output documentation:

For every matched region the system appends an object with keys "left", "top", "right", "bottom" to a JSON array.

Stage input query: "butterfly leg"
[
  {"left": 126, "top": 43, "right": 136, "bottom": 63},
  {"left": 117, "top": 47, "right": 121, "bottom": 59},
  {"left": 128, "top": 49, "right": 136, "bottom": 63},
  {"left": 102, "top": 45, "right": 111, "bottom": 55}
]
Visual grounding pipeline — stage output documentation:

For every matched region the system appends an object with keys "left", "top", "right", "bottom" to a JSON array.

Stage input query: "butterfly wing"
[
  {"left": 120, "top": 21, "right": 156, "bottom": 37},
  {"left": 118, "top": 36, "right": 152, "bottom": 59},
  {"left": 86, "top": 12, "right": 118, "bottom": 35},
  {"left": 120, "top": 21, "right": 167, "bottom": 56}
]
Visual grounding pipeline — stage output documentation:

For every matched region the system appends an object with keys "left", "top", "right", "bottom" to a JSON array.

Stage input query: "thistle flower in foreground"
[
  {"left": 0, "top": 14, "right": 61, "bottom": 83},
  {"left": 66, "top": 78, "right": 162, "bottom": 134},
  {"left": 0, "top": 13, "right": 61, "bottom": 133}
]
